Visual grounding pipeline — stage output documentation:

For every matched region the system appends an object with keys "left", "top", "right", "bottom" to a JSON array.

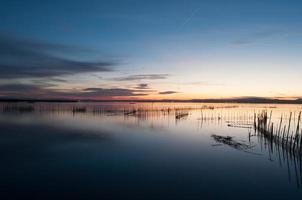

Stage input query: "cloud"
[
  {"left": 82, "top": 88, "right": 148, "bottom": 97},
  {"left": 186, "top": 81, "right": 223, "bottom": 86},
  {"left": 158, "top": 91, "right": 178, "bottom": 95},
  {"left": 134, "top": 83, "right": 149, "bottom": 89},
  {"left": 0, "top": 83, "right": 55, "bottom": 98},
  {"left": 0, "top": 83, "right": 149, "bottom": 99},
  {"left": 232, "top": 30, "right": 284, "bottom": 45},
  {"left": 0, "top": 84, "right": 41, "bottom": 92},
  {"left": 0, "top": 34, "right": 115, "bottom": 78},
  {"left": 112, "top": 74, "right": 169, "bottom": 81},
  {"left": 273, "top": 96, "right": 302, "bottom": 100},
  {"left": 48, "top": 78, "right": 68, "bottom": 83}
]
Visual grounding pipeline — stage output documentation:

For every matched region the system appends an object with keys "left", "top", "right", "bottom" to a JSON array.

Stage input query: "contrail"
[{"left": 179, "top": 7, "right": 201, "bottom": 29}]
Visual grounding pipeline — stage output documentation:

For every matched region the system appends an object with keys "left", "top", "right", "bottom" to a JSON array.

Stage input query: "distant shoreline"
[{"left": 0, "top": 98, "right": 302, "bottom": 104}]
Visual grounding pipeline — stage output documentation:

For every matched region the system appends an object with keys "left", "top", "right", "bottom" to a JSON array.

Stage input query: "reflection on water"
[
  {"left": 0, "top": 102, "right": 302, "bottom": 199},
  {"left": 211, "top": 134, "right": 254, "bottom": 152}
]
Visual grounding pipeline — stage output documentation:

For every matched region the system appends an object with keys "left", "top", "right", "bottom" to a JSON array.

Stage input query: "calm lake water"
[{"left": 1, "top": 102, "right": 302, "bottom": 199}]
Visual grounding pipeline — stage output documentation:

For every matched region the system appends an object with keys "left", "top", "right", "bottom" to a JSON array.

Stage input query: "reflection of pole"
[
  {"left": 294, "top": 111, "right": 301, "bottom": 150},
  {"left": 286, "top": 147, "right": 291, "bottom": 183},
  {"left": 277, "top": 139, "right": 282, "bottom": 167},
  {"left": 300, "top": 129, "right": 302, "bottom": 154},
  {"left": 300, "top": 148, "right": 302, "bottom": 188},
  {"left": 254, "top": 112, "right": 256, "bottom": 131},
  {"left": 270, "top": 123, "right": 274, "bottom": 153},
  {"left": 268, "top": 110, "right": 272, "bottom": 131},
  {"left": 282, "top": 125, "right": 286, "bottom": 145},
  {"left": 293, "top": 153, "right": 300, "bottom": 188},
  {"left": 286, "top": 112, "right": 292, "bottom": 144},
  {"left": 278, "top": 114, "right": 283, "bottom": 139}
]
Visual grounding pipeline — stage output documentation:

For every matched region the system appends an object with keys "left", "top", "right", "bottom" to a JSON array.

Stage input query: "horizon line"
[{"left": 0, "top": 97, "right": 302, "bottom": 104}]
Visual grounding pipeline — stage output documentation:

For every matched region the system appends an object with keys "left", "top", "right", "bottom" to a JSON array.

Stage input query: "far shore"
[{"left": 0, "top": 97, "right": 302, "bottom": 104}]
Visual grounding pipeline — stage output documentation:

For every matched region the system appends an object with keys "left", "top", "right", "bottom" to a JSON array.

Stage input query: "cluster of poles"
[{"left": 254, "top": 110, "right": 302, "bottom": 154}]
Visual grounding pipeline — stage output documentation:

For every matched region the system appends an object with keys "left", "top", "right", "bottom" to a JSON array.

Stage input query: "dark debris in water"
[
  {"left": 226, "top": 122, "right": 253, "bottom": 129},
  {"left": 211, "top": 134, "right": 258, "bottom": 154}
]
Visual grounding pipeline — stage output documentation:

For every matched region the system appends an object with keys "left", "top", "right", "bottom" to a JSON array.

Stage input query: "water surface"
[{"left": 1, "top": 102, "right": 302, "bottom": 199}]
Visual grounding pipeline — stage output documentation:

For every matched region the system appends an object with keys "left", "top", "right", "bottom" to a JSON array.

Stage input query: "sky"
[{"left": 0, "top": 0, "right": 302, "bottom": 100}]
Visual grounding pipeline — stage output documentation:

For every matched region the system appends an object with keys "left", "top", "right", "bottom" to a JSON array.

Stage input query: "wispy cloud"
[
  {"left": 185, "top": 81, "right": 223, "bottom": 86},
  {"left": 134, "top": 83, "right": 149, "bottom": 89},
  {"left": 0, "top": 34, "right": 115, "bottom": 78},
  {"left": 232, "top": 29, "right": 285, "bottom": 45},
  {"left": 48, "top": 78, "right": 68, "bottom": 83},
  {"left": 112, "top": 74, "right": 169, "bottom": 81},
  {"left": 0, "top": 83, "right": 41, "bottom": 92},
  {"left": 82, "top": 87, "right": 148, "bottom": 97},
  {"left": 158, "top": 91, "right": 179, "bottom": 95},
  {"left": 0, "top": 83, "right": 56, "bottom": 98}
]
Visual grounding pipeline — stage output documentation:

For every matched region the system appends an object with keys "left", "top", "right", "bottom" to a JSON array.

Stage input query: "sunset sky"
[{"left": 0, "top": 0, "right": 302, "bottom": 100}]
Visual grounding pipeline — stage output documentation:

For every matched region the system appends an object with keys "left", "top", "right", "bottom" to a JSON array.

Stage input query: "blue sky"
[{"left": 0, "top": 0, "right": 302, "bottom": 99}]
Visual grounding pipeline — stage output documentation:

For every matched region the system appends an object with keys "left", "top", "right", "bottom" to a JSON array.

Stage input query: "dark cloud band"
[
  {"left": 112, "top": 74, "right": 169, "bottom": 81},
  {"left": 158, "top": 91, "right": 178, "bottom": 95},
  {"left": 0, "top": 83, "right": 149, "bottom": 99},
  {"left": 0, "top": 34, "right": 115, "bottom": 79}
]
